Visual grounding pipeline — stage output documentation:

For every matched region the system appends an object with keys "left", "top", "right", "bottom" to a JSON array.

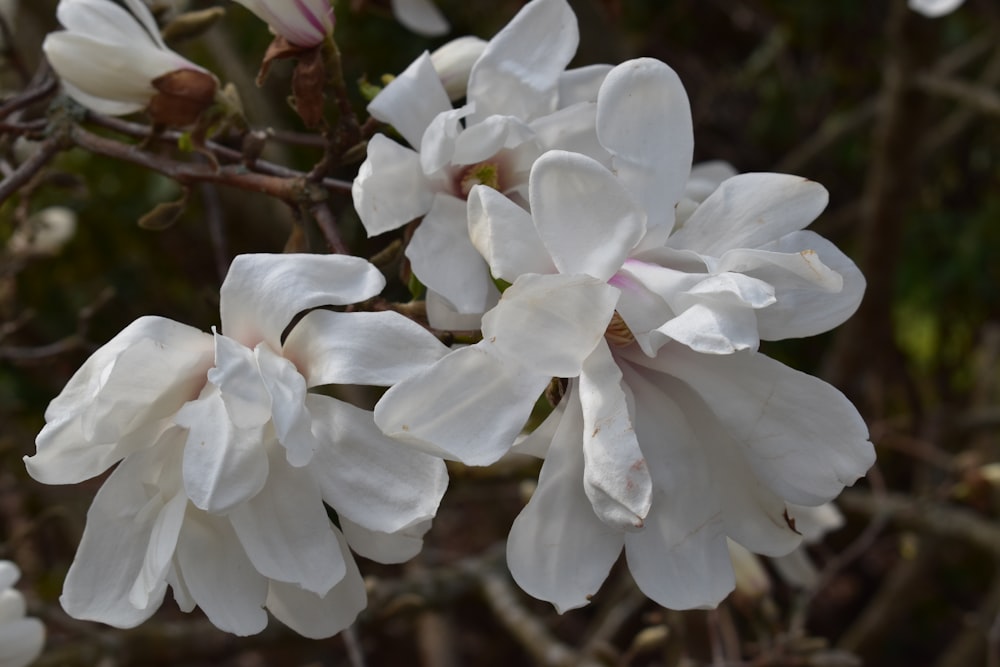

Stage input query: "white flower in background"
[
  {"left": 908, "top": 0, "right": 965, "bottom": 17},
  {"left": 430, "top": 36, "right": 487, "bottom": 101},
  {"left": 377, "top": 56, "right": 874, "bottom": 612},
  {"left": 392, "top": 0, "right": 449, "bottom": 37},
  {"left": 0, "top": 561, "right": 45, "bottom": 667},
  {"left": 25, "top": 253, "right": 450, "bottom": 637},
  {"left": 233, "top": 0, "right": 334, "bottom": 47},
  {"left": 6, "top": 206, "right": 77, "bottom": 257},
  {"left": 353, "top": 0, "right": 611, "bottom": 322},
  {"left": 43, "top": 0, "right": 218, "bottom": 124}
]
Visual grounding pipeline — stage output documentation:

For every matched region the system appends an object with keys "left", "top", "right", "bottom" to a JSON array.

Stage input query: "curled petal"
[
  {"left": 368, "top": 51, "right": 451, "bottom": 149},
  {"left": 283, "top": 309, "right": 449, "bottom": 388},
  {"left": 507, "top": 383, "right": 624, "bottom": 612},
  {"left": 254, "top": 343, "right": 318, "bottom": 467},
  {"left": 467, "top": 185, "right": 554, "bottom": 282},
  {"left": 220, "top": 253, "right": 385, "bottom": 350}
]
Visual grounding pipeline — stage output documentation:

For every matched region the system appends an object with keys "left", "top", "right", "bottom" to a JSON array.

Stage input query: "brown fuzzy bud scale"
[{"left": 148, "top": 68, "right": 217, "bottom": 127}]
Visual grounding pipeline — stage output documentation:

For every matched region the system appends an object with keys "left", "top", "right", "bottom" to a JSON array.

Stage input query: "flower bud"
[
  {"left": 148, "top": 68, "right": 218, "bottom": 126},
  {"left": 233, "top": 0, "right": 334, "bottom": 48}
]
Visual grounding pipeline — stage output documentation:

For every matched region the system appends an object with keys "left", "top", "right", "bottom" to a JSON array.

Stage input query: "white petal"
[
  {"left": 253, "top": 343, "right": 317, "bottom": 467},
  {"left": 207, "top": 333, "right": 272, "bottom": 429},
  {"left": 283, "top": 309, "right": 448, "bottom": 388},
  {"left": 466, "top": 0, "right": 578, "bottom": 123},
  {"left": 507, "top": 383, "right": 624, "bottom": 612},
  {"left": 391, "top": 0, "right": 449, "bottom": 36},
  {"left": 375, "top": 344, "right": 550, "bottom": 465},
  {"left": 619, "top": 365, "right": 734, "bottom": 609},
  {"left": 419, "top": 105, "right": 469, "bottom": 175},
  {"left": 685, "top": 161, "right": 738, "bottom": 203},
  {"left": 579, "top": 343, "right": 650, "bottom": 530},
  {"left": 431, "top": 36, "right": 486, "bottom": 99},
  {"left": 668, "top": 173, "right": 829, "bottom": 256},
  {"left": 530, "top": 151, "right": 645, "bottom": 281},
  {"left": 175, "top": 513, "right": 269, "bottom": 636},
  {"left": 657, "top": 347, "right": 875, "bottom": 506},
  {"left": 129, "top": 488, "right": 187, "bottom": 610},
  {"left": 771, "top": 548, "right": 820, "bottom": 589},
  {"left": 786, "top": 502, "right": 844, "bottom": 542},
  {"left": 308, "top": 396, "right": 448, "bottom": 534},
  {"left": 60, "top": 446, "right": 168, "bottom": 627},
  {"left": 467, "top": 185, "right": 555, "bottom": 282},
  {"left": 265, "top": 528, "right": 366, "bottom": 639},
  {"left": 558, "top": 64, "right": 613, "bottom": 107},
  {"left": 177, "top": 387, "right": 269, "bottom": 514},
  {"left": 406, "top": 194, "right": 500, "bottom": 314},
  {"left": 597, "top": 58, "right": 693, "bottom": 239},
  {"left": 721, "top": 230, "right": 865, "bottom": 340},
  {"left": 340, "top": 517, "right": 431, "bottom": 564},
  {"left": 56, "top": 76, "right": 146, "bottom": 116},
  {"left": 352, "top": 135, "right": 435, "bottom": 237},
  {"left": 530, "top": 101, "right": 604, "bottom": 161},
  {"left": 233, "top": 0, "right": 332, "bottom": 46},
  {"left": 451, "top": 114, "right": 537, "bottom": 166},
  {"left": 512, "top": 392, "right": 567, "bottom": 458},
  {"left": 0, "top": 562, "right": 18, "bottom": 590},
  {"left": 228, "top": 448, "right": 344, "bottom": 595},
  {"left": 482, "top": 272, "right": 619, "bottom": 378},
  {"left": 909, "top": 0, "right": 965, "bottom": 17},
  {"left": 0, "top": 617, "right": 44, "bottom": 667},
  {"left": 220, "top": 253, "right": 385, "bottom": 350},
  {"left": 26, "top": 316, "right": 213, "bottom": 484},
  {"left": 425, "top": 289, "right": 488, "bottom": 330},
  {"left": 369, "top": 51, "right": 452, "bottom": 149}
]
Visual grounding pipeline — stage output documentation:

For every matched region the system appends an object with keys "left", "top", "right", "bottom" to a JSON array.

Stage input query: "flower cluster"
[{"left": 27, "top": 0, "right": 876, "bottom": 643}]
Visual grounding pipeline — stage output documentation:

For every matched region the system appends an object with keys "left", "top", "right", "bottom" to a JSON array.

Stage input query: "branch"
[
  {"left": 912, "top": 71, "right": 1000, "bottom": 116},
  {"left": 0, "top": 135, "right": 65, "bottom": 204}
]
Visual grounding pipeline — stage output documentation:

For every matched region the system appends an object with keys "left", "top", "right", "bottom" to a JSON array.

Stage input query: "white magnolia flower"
[
  {"left": 430, "top": 36, "right": 487, "bottom": 101},
  {"left": 376, "top": 57, "right": 874, "bottom": 611},
  {"left": 43, "top": 0, "right": 217, "bottom": 123},
  {"left": 0, "top": 561, "right": 45, "bottom": 667},
  {"left": 25, "top": 253, "right": 450, "bottom": 637},
  {"left": 909, "top": 0, "right": 965, "bottom": 17},
  {"left": 353, "top": 0, "right": 611, "bottom": 321},
  {"left": 392, "top": 0, "right": 449, "bottom": 37},
  {"left": 233, "top": 0, "right": 334, "bottom": 47}
]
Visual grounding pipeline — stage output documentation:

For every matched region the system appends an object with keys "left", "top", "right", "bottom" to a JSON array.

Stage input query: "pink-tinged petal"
[
  {"left": 656, "top": 347, "right": 875, "bottom": 506},
  {"left": 668, "top": 173, "right": 829, "bottom": 256},
  {"left": 220, "top": 253, "right": 385, "bottom": 350},
  {"left": 720, "top": 230, "right": 865, "bottom": 340},
  {"left": 283, "top": 310, "right": 449, "bottom": 388},
  {"left": 530, "top": 151, "right": 645, "bottom": 281},
  {"left": 406, "top": 194, "right": 500, "bottom": 314},
  {"left": 597, "top": 58, "right": 693, "bottom": 241},
  {"left": 266, "top": 528, "right": 366, "bottom": 639},
  {"left": 482, "top": 273, "right": 619, "bottom": 378},
  {"left": 177, "top": 386, "right": 269, "bottom": 514},
  {"left": 507, "top": 382, "right": 624, "bottom": 612},
  {"left": 619, "top": 365, "right": 734, "bottom": 609},
  {"left": 340, "top": 517, "right": 431, "bottom": 564},
  {"left": 207, "top": 333, "right": 271, "bottom": 429},
  {"left": 60, "top": 444, "right": 172, "bottom": 627},
  {"left": 352, "top": 135, "right": 435, "bottom": 237},
  {"left": 253, "top": 343, "right": 317, "bottom": 467},
  {"left": 391, "top": 0, "right": 449, "bottom": 36},
  {"left": 26, "top": 316, "right": 212, "bottom": 485},
  {"left": 129, "top": 487, "right": 187, "bottom": 610},
  {"left": 627, "top": 358, "right": 801, "bottom": 556},
  {"left": 451, "top": 114, "right": 536, "bottom": 166},
  {"left": 375, "top": 344, "right": 551, "bottom": 465},
  {"left": 368, "top": 52, "right": 451, "bottom": 149},
  {"left": 228, "top": 448, "right": 344, "bottom": 595},
  {"left": 579, "top": 343, "right": 650, "bottom": 530},
  {"left": 467, "top": 185, "right": 554, "bottom": 282},
  {"left": 174, "top": 512, "right": 269, "bottom": 636},
  {"left": 234, "top": 0, "right": 332, "bottom": 47},
  {"left": 467, "top": 0, "right": 578, "bottom": 124},
  {"left": 309, "top": 396, "right": 447, "bottom": 532},
  {"left": 558, "top": 64, "right": 613, "bottom": 106}
]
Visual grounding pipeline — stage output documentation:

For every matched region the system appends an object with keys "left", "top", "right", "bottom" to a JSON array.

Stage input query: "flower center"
[
  {"left": 458, "top": 161, "right": 501, "bottom": 197},
  {"left": 605, "top": 311, "right": 635, "bottom": 347}
]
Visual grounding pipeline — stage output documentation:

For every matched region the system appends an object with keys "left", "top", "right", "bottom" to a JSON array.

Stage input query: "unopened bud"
[{"left": 148, "top": 68, "right": 218, "bottom": 126}]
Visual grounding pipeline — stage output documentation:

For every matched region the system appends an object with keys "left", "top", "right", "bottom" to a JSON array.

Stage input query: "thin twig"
[
  {"left": 0, "top": 135, "right": 64, "bottom": 204},
  {"left": 309, "top": 200, "right": 350, "bottom": 254}
]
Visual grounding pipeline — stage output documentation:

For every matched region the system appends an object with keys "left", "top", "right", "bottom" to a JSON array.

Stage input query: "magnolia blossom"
[
  {"left": 391, "top": 0, "right": 449, "bottom": 37},
  {"left": 353, "top": 0, "right": 611, "bottom": 321},
  {"left": 430, "top": 36, "right": 487, "bottom": 101},
  {"left": 25, "top": 254, "right": 450, "bottom": 637},
  {"left": 0, "top": 562, "right": 45, "bottom": 667},
  {"left": 233, "top": 0, "right": 334, "bottom": 47},
  {"left": 376, "top": 57, "right": 874, "bottom": 611},
  {"left": 908, "top": 0, "right": 965, "bottom": 17},
  {"left": 43, "top": 0, "right": 217, "bottom": 123}
]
